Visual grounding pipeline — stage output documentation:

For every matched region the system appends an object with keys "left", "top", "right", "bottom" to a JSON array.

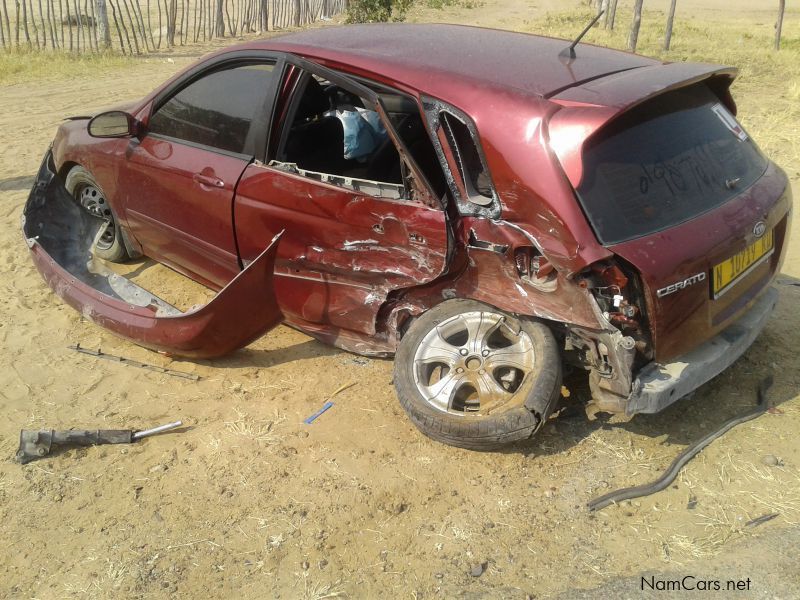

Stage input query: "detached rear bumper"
[
  {"left": 626, "top": 286, "right": 778, "bottom": 415},
  {"left": 22, "top": 150, "right": 284, "bottom": 359}
]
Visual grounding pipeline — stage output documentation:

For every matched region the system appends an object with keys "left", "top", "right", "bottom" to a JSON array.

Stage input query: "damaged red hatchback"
[{"left": 24, "top": 24, "right": 792, "bottom": 449}]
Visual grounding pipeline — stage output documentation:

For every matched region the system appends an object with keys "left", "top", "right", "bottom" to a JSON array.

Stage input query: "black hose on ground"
[{"left": 587, "top": 376, "right": 774, "bottom": 512}]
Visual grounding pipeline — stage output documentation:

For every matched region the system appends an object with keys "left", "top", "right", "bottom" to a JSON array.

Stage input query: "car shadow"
[
  {"left": 0, "top": 174, "right": 34, "bottom": 192},
  {"left": 198, "top": 338, "right": 343, "bottom": 370},
  {"left": 505, "top": 366, "right": 795, "bottom": 459}
]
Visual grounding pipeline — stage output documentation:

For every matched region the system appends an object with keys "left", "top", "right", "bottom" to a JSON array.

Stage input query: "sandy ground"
[{"left": 2, "top": 1, "right": 800, "bottom": 598}]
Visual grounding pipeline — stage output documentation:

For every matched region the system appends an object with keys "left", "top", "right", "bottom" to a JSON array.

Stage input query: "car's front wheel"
[
  {"left": 393, "top": 300, "right": 562, "bottom": 450},
  {"left": 64, "top": 166, "right": 129, "bottom": 263}
]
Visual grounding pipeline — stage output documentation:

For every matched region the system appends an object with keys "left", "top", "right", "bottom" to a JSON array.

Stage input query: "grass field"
[{"left": 0, "top": 49, "right": 136, "bottom": 85}]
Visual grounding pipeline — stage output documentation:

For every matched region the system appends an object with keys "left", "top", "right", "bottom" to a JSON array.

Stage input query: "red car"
[{"left": 23, "top": 24, "right": 792, "bottom": 449}]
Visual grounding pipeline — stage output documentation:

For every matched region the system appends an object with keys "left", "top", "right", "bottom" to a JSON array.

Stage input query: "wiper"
[{"left": 560, "top": 10, "right": 605, "bottom": 60}]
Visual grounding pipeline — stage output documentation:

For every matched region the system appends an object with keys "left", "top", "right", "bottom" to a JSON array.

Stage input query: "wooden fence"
[{"left": 0, "top": 0, "right": 347, "bottom": 53}]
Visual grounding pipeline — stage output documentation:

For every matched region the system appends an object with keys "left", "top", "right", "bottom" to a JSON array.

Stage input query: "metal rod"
[
  {"left": 132, "top": 420, "right": 183, "bottom": 440},
  {"left": 69, "top": 344, "right": 200, "bottom": 380}
]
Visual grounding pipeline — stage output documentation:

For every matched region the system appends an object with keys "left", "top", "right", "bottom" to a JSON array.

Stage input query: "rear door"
[
  {"left": 118, "top": 56, "right": 283, "bottom": 288},
  {"left": 234, "top": 59, "right": 450, "bottom": 336},
  {"left": 572, "top": 84, "right": 791, "bottom": 360}
]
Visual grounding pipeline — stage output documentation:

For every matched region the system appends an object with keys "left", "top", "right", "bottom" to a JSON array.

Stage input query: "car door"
[
  {"left": 118, "top": 55, "right": 283, "bottom": 288},
  {"left": 234, "top": 58, "right": 451, "bottom": 336}
]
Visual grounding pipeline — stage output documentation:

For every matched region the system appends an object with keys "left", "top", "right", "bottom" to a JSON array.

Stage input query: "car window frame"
[
  {"left": 270, "top": 55, "right": 440, "bottom": 209},
  {"left": 146, "top": 50, "right": 286, "bottom": 160},
  {"left": 421, "top": 96, "right": 501, "bottom": 219}
]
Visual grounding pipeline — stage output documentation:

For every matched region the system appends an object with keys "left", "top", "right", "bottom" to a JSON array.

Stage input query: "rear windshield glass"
[{"left": 575, "top": 85, "right": 767, "bottom": 245}]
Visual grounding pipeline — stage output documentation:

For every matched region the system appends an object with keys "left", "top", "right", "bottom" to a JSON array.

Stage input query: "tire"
[
  {"left": 64, "top": 166, "right": 129, "bottom": 263},
  {"left": 393, "top": 299, "right": 562, "bottom": 450}
]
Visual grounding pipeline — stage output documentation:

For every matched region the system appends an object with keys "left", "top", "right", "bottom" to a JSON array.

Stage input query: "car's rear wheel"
[
  {"left": 393, "top": 299, "right": 562, "bottom": 450},
  {"left": 64, "top": 166, "right": 129, "bottom": 263}
]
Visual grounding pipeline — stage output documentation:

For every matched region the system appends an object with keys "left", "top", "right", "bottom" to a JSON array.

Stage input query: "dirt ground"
[{"left": 1, "top": 1, "right": 800, "bottom": 598}]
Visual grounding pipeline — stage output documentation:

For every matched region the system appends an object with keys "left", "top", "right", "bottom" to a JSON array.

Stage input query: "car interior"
[{"left": 278, "top": 72, "right": 448, "bottom": 200}]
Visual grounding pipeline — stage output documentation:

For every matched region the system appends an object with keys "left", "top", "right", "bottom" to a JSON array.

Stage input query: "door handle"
[{"left": 193, "top": 173, "right": 225, "bottom": 188}]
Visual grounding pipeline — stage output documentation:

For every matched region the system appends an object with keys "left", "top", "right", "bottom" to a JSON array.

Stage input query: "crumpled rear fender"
[{"left": 22, "top": 151, "right": 283, "bottom": 359}]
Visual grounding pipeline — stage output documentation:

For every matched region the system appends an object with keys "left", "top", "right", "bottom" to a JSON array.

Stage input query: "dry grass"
[
  {"left": 298, "top": 574, "right": 346, "bottom": 600},
  {"left": 63, "top": 559, "right": 129, "bottom": 598},
  {"left": 0, "top": 49, "right": 135, "bottom": 85},
  {"left": 224, "top": 406, "right": 286, "bottom": 444},
  {"left": 623, "top": 446, "right": 800, "bottom": 563},
  {"left": 591, "top": 435, "right": 669, "bottom": 470}
]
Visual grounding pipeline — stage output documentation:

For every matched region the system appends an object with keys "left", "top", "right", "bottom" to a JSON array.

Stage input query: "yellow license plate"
[{"left": 712, "top": 229, "right": 774, "bottom": 298}]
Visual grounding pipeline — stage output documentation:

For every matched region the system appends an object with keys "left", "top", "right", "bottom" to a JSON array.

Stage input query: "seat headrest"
[{"left": 294, "top": 76, "right": 329, "bottom": 122}]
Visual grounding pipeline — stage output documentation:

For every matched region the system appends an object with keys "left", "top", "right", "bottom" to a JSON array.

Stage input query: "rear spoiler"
[{"left": 547, "top": 62, "right": 738, "bottom": 188}]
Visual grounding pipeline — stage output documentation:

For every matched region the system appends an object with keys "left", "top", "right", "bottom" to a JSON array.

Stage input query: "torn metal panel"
[
  {"left": 268, "top": 160, "right": 405, "bottom": 199},
  {"left": 23, "top": 152, "right": 284, "bottom": 359},
  {"left": 446, "top": 218, "right": 606, "bottom": 330},
  {"left": 233, "top": 161, "right": 450, "bottom": 339}
]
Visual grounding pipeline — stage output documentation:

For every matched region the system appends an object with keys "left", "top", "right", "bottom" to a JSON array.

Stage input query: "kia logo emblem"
[{"left": 753, "top": 221, "right": 766, "bottom": 238}]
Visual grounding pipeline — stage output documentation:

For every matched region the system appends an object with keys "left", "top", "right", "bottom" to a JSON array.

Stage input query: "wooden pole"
[
  {"left": 107, "top": 0, "right": 124, "bottom": 51},
  {"left": 58, "top": 0, "right": 63, "bottom": 44},
  {"left": 119, "top": 0, "right": 139, "bottom": 52},
  {"left": 183, "top": 0, "right": 188, "bottom": 44},
  {"left": 21, "top": 0, "right": 34, "bottom": 47},
  {"left": 50, "top": 0, "right": 60, "bottom": 47},
  {"left": 36, "top": 0, "right": 46, "bottom": 46},
  {"left": 224, "top": 0, "right": 232, "bottom": 35},
  {"left": 213, "top": 0, "right": 221, "bottom": 35},
  {"left": 156, "top": 0, "right": 162, "bottom": 47},
  {"left": 166, "top": 0, "right": 175, "bottom": 45},
  {"left": 28, "top": 0, "right": 40, "bottom": 47},
  {"left": 663, "top": 0, "right": 677, "bottom": 50},
  {"left": 72, "top": 0, "right": 83, "bottom": 49},
  {"left": 1, "top": 0, "right": 10, "bottom": 47},
  {"left": 111, "top": 0, "right": 132, "bottom": 52},
  {"left": 775, "top": 0, "right": 785, "bottom": 50},
  {"left": 627, "top": 0, "right": 644, "bottom": 52},
  {"left": 144, "top": 0, "right": 155, "bottom": 49},
  {"left": 88, "top": 0, "right": 99, "bottom": 48},
  {"left": 63, "top": 0, "right": 71, "bottom": 49},
  {"left": 605, "top": 0, "right": 617, "bottom": 29},
  {"left": 133, "top": 0, "right": 150, "bottom": 50},
  {"left": 84, "top": 0, "right": 94, "bottom": 50}
]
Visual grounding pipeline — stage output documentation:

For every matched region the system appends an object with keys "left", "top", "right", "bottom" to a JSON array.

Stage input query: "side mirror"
[{"left": 87, "top": 111, "right": 137, "bottom": 138}]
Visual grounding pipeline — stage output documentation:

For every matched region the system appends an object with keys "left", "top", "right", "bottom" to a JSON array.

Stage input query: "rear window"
[{"left": 575, "top": 85, "right": 768, "bottom": 245}]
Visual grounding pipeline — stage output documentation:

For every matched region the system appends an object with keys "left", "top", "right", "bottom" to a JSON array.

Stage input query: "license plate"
[{"left": 712, "top": 229, "right": 774, "bottom": 298}]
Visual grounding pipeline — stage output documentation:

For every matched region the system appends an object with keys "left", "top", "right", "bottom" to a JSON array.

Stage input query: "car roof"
[{"left": 256, "top": 23, "right": 659, "bottom": 102}]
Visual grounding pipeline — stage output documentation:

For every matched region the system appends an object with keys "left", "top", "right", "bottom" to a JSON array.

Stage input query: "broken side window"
[
  {"left": 278, "top": 72, "right": 405, "bottom": 192},
  {"left": 439, "top": 111, "right": 494, "bottom": 205},
  {"left": 421, "top": 97, "right": 500, "bottom": 218},
  {"left": 275, "top": 69, "right": 448, "bottom": 205}
]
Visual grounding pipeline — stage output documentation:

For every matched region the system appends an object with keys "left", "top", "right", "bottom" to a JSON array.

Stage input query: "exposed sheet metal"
[{"left": 268, "top": 160, "right": 405, "bottom": 199}]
